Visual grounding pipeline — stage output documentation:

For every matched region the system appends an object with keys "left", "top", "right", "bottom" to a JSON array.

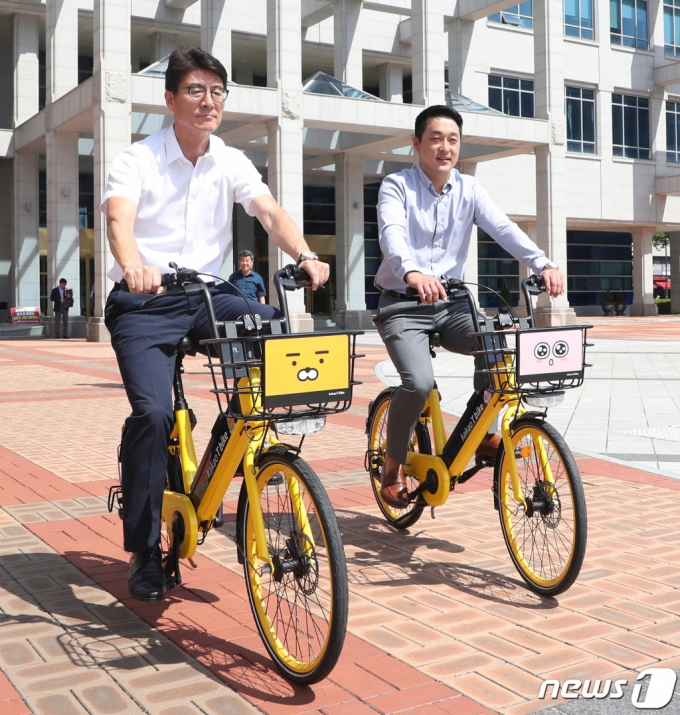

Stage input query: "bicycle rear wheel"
[
  {"left": 496, "top": 418, "right": 587, "bottom": 596},
  {"left": 366, "top": 389, "right": 430, "bottom": 529},
  {"left": 241, "top": 452, "right": 348, "bottom": 684}
]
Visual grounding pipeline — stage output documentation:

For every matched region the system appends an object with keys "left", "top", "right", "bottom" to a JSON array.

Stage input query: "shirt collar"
[
  {"left": 414, "top": 163, "right": 454, "bottom": 196},
  {"left": 165, "top": 125, "right": 217, "bottom": 166}
]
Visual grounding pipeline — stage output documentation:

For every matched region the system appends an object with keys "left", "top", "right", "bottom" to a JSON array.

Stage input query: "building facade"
[{"left": 2, "top": 0, "right": 680, "bottom": 339}]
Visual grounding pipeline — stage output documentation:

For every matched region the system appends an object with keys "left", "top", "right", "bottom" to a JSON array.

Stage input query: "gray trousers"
[
  {"left": 375, "top": 294, "right": 483, "bottom": 464},
  {"left": 54, "top": 306, "right": 69, "bottom": 338}
]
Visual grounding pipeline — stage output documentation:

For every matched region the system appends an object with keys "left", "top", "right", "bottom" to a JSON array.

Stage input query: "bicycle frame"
[{"left": 399, "top": 277, "right": 555, "bottom": 511}]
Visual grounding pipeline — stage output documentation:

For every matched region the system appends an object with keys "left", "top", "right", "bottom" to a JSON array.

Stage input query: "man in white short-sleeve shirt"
[{"left": 102, "top": 47, "right": 329, "bottom": 602}]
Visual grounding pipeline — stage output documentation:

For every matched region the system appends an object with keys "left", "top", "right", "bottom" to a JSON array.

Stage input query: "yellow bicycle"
[
  {"left": 109, "top": 264, "right": 361, "bottom": 683},
  {"left": 366, "top": 276, "right": 589, "bottom": 596}
]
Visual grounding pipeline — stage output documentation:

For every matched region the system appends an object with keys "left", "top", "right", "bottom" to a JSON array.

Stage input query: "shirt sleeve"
[
  {"left": 377, "top": 175, "right": 419, "bottom": 282},
  {"left": 255, "top": 274, "right": 267, "bottom": 297},
  {"left": 101, "top": 146, "right": 144, "bottom": 214},
  {"left": 473, "top": 180, "right": 547, "bottom": 274},
  {"left": 232, "top": 151, "right": 272, "bottom": 216}
]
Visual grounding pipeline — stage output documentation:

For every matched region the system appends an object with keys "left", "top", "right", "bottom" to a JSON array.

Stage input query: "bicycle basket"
[
  {"left": 202, "top": 330, "right": 362, "bottom": 420},
  {"left": 471, "top": 325, "right": 590, "bottom": 395}
]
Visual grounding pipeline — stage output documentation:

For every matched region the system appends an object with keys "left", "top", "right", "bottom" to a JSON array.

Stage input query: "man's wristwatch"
[
  {"left": 539, "top": 260, "right": 559, "bottom": 272},
  {"left": 297, "top": 251, "right": 318, "bottom": 265}
]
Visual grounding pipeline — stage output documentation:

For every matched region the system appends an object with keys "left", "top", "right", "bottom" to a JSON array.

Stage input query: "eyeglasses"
[{"left": 180, "top": 84, "right": 229, "bottom": 103}]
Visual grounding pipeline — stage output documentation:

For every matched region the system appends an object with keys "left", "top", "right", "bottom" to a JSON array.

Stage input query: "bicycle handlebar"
[
  {"left": 118, "top": 262, "right": 312, "bottom": 336},
  {"left": 404, "top": 273, "right": 547, "bottom": 332}
]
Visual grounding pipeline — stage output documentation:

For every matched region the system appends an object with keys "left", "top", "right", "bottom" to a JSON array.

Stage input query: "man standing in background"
[
  {"left": 50, "top": 278, "right": 72, "bottom": 339},
  {"left": 227, "top": 249, "right": 267, "bottom": 304}
]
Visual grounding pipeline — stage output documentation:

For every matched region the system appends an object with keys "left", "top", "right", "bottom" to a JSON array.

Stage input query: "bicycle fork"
[{"left": 499, "top": 402, "right": 555, "bottom": 512}]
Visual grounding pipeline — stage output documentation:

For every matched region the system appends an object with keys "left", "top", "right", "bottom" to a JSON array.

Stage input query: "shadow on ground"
[{"left": 0, "top": 551, "right": 320, "bottom": 707}]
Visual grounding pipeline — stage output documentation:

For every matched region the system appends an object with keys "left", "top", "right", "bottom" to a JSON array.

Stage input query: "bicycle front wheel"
[
  {"left": 241, "top": 452, "right": 348, "bottom": 684},
  {"left": 367, "top": 389, "right": 430, "bottom": 528},
  {"left": 496, "top": 418, "right": 587, "bottom": 596}
]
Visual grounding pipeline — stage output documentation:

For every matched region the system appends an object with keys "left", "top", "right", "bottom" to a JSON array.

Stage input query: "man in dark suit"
[{"left": 50, "top": 278, "right": 72, "bottom": 338}]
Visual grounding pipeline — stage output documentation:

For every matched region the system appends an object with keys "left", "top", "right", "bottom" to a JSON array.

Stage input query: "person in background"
[
  {"left": 50, "top": 278, "right": 72, "bottom": 339},
  {"left": 227, "top": 250, "right": 267, "bottom": 304}
]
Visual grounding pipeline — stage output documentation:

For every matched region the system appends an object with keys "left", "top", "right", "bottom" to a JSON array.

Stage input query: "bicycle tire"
[
  {"left": 366, "top": 389, "right": 431, "bottom": 529},
  {"left": 496, "top": 418, "right": 587, "bottom": 597},
  {"left": 241, "top": 452, "right": 348, "bottom": 684}
]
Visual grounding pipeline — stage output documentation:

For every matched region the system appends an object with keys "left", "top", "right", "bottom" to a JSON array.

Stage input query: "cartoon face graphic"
[
  {"left": 263, "top": 334, "right": 350, "bottom": 407},
  {"left": 534, "top": 342, "right": 550, "bottom": 360},
  {"left": 517, "top": 329, "right": 584, "bottom": 382},
  {"left": 284, "top": 350, "right": 327, "bottom": 382}
]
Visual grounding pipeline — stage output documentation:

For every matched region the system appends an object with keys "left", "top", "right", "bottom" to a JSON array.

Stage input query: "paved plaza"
[{"left": 1, "top": 319, "right": 680, "bottom": 715}]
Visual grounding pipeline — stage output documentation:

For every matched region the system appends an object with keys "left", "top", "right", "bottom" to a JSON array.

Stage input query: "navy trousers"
[{"left": 105, "top": 287, "right": 279, "bottom": 552}]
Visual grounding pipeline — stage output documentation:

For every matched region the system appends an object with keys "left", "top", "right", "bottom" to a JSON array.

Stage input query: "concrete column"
[
  {"left": 89, "top": 0, "right": 131, "bottom": 342},
  {"left": 515, "top": 222, "right": 536, "bottom": 318},
  {"left": 11, "top": 153, "right": 40, "bottom": 309},
  {"left": 630, "top": 228, "right": 658, "bottom": 316},
  {"left": 670, "top": 231, "right": 680, "bottom": 314},
  {"left": 533, "top": 0, "right": 575, "bottom": 326},
  {"left": 46, "top": 0, "right": 78, "bottom": 105},
  {"left": 12, "top": 13, "right": 39, "bottom": 126},
  {"left": 333, "top": 0, "right": 363, "bottom": 90},
  {"left": 463, "top": 223, "right": 479, "bottom": 308},
  {"left": 334, "top": 152, "right": 372, "bottom": 329},
  {"left": 411, "top": 0, "right": 445, "bottom": 107},
  {"left": 445, "top": 18, "right": 473, "bottom": 96},
  {"left": 46, "top": 131, "right": 80, "bottom": 325},
  {"left": 202, "top": 0, "right": 232, "bottom": 79},
  {"left": 0, "top": 163, "right": 11, "bottom": 319},
  {"left": 459, "top": 162, "right": 478, "bottom": 306},
  {"left": 266, "top": 0, "right": 312, "bottom": 331},
  {"left": 378, "top": 62, "right": 402, "bottom": 102},
  {"left": 150, "top": 31, "right": 178, "bottom": 63}
]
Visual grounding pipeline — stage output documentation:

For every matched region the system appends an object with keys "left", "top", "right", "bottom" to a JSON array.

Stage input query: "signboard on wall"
[{"left": 11, "top": 307, "right": 41, "bottom": 325}]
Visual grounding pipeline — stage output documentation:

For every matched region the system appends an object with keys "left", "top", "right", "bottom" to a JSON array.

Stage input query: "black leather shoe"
[{"left": 128, "top": 546, "right": 167, "bottom": 601}]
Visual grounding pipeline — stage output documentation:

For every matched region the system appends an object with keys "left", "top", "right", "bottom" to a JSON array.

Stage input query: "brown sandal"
[{"left": 380, "top": 463, "right": 409, "bottom": 508}]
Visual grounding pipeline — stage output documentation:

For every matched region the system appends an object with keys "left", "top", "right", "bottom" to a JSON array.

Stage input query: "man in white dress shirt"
[
  {"left": 375, "top": 105, "right": 566, "bottom": 508},
  {"left": 102, "top": 47, "right": 328, "bottom": 601}
]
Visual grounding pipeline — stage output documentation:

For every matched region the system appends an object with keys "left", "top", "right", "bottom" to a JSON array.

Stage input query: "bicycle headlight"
[
  {"left": 275, "top": 417, "right": 326, "bottom": 435},
  {"left": 523, "top": 392, "right": 565, "bottom": 408}
]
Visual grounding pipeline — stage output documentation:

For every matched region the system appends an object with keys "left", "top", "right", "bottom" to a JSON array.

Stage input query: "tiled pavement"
[{"left": 1, "top": 328, "right": 680, "bottom": 715}]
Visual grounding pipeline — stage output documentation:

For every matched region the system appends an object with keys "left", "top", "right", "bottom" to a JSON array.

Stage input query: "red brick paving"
[{"left": 1, "top": 329, "right": 680, "bottom": 714}]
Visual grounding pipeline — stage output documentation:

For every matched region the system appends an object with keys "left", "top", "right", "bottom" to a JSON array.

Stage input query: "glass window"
[
  {"left": 364, "top": 182, "right": 382, "bottom": 310},
  {"left": 664, "top": 0, "right": 680, "bottom": 57},
  {"left": 488, "top": 1, "right": 533, "bottom": 28},
  {"left": 612, "top": 93, "right": 650, "bottom": 159},
  {"left": 611, "top": 0, "right": 649, "bottom": 50},
  {"left": 488, "top": 75, "right": 534, "bottom": 117},
  {"left": 567, "top": 231, "right": 632, "bottom": 306},
  {"left": 566, "top": 86, "right": 596, "bottom": 154},
  {"left": 478, "top": 230, "right": 520, "bottom": 309},
  {"left": 666, "top": 100, "right": 680, "bottom": 162},
  {"left": 303, "top": 185, "right": 335, "bottom": 236},
  {"left": 565, "top": 0, "right": 594, "bottom": 40}
]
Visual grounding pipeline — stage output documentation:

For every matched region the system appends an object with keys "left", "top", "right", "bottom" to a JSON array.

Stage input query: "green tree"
[{"left": 653, "top": 232, "right": 670, "bottom": 251}]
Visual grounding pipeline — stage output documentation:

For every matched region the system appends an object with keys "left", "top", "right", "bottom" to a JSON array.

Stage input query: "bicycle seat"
[
  {"left": 177, "top": 335, "right": 196, "bottom": 356},
  {"left": 430, "top": 332, "right": 442, "bottom": 349}
]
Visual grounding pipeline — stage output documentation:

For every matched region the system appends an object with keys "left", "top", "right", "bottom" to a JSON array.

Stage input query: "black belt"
[{"left": 381, "top": 288, "right": 420, "bottom": 301}]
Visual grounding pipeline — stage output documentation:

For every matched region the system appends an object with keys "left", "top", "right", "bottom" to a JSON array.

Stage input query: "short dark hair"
[
  {"left": 415, "top": 105, "right": 463, "bottom": 140},
  {"left": 59, "top": 278, "right": 67, "bottom": 284},
  {"left": 165, "top": 47, "right": 228, "bottom": 94},
  {"left": 238, "top": 250, "right": 254, "bottom": 260}
]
